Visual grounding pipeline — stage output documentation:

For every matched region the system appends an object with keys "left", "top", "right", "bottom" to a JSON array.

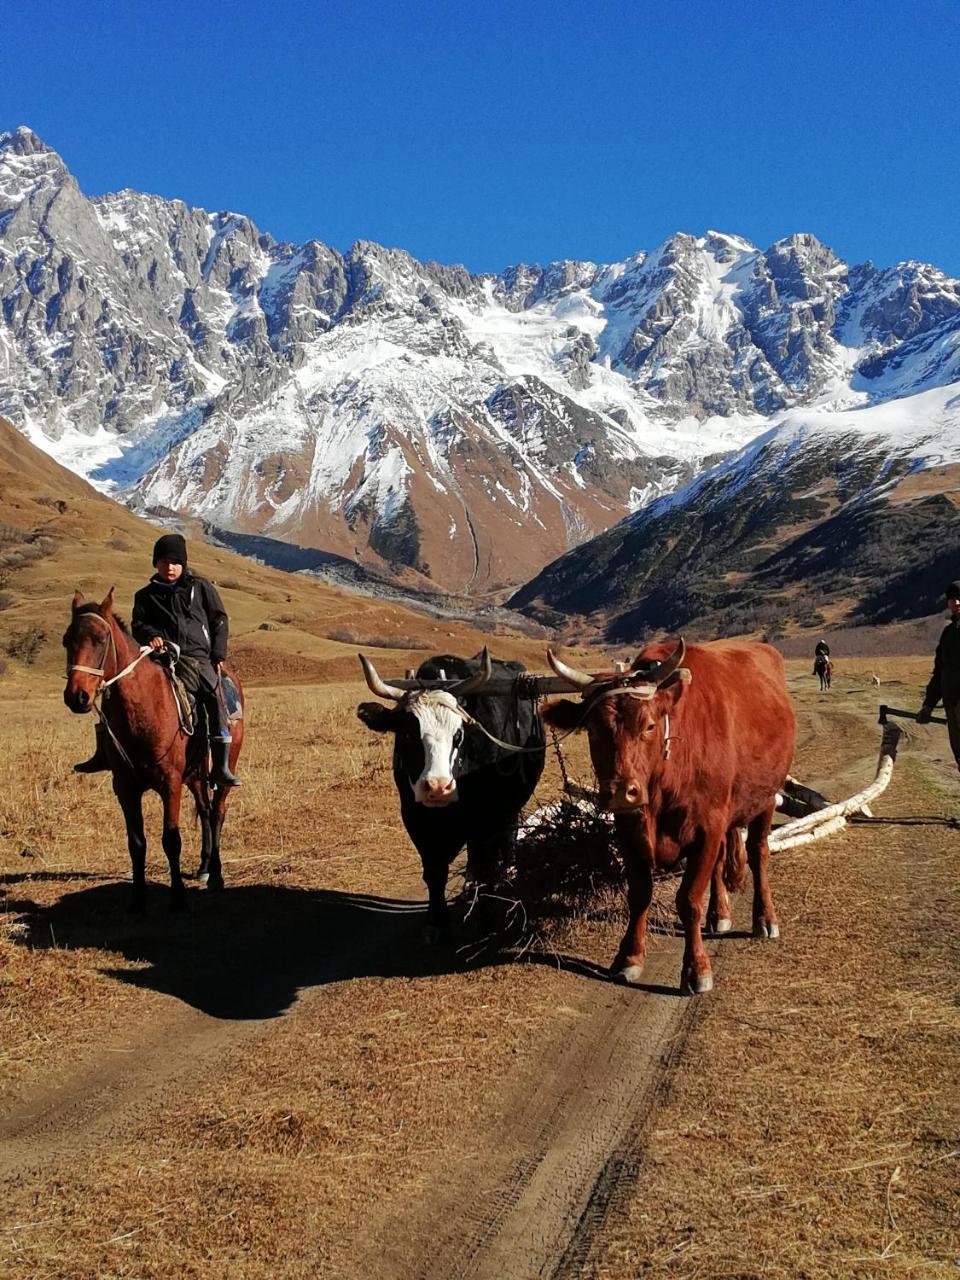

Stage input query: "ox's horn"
[
  {"left": 634, "top": 638, "right": 686, "bottom": 688},
  {"left": 450, "top": 645, "right": 492, "bottom": 697},
  {"left": 359, "top": 653, "right": 405, "bottom": 702},
  {"left": 547, "top": 648, "right": 594, "bottom": 689}
]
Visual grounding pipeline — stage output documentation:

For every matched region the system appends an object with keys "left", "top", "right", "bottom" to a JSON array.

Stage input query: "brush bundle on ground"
[
  {"left": 509, "top": 795, "right": 625, "bottom": 924},
  {"left": 458, "top": 784, "right": 683, "bottom": 951}
]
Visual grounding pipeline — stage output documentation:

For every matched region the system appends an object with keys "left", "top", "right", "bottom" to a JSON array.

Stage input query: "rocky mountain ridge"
[
  {"left": 2, "top": 125, "right": 960, "bottom": 595},
  {"left": 511, "top": 384, "right": 960, "bottom": 637}
]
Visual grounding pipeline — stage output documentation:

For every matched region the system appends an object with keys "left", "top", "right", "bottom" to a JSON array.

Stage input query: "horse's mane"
[{"left": 75, "top": 602, "right": 132, "bottom": 635}]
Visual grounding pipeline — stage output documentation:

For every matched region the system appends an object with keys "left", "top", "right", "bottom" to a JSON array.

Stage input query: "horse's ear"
[
  {"left": 100, "top": 585, "right": 115, "bottom": 615},
  {"left": 72, "top": 589, "right": 85, "bottom": 612}
]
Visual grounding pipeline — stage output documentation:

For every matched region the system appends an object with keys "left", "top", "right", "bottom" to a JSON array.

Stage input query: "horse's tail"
[{"left": 722, "top": 827, "right": 748, "bottom": 894}]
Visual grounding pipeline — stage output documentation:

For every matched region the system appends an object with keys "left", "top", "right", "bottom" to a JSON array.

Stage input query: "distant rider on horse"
[
  {"left": 74, "top": 533, "right": 241, "bottom": 787},
  {"left": 917, "top": 580, "right": 960, "bottom": 772}
]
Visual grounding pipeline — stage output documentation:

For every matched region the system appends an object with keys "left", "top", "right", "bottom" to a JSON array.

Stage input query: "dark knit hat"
[
  {"left": 946, "top": 581, "right": 960, "bottom": 600},
  {"left": 153, "top": 533, "right": 187, "bottom": 567}
]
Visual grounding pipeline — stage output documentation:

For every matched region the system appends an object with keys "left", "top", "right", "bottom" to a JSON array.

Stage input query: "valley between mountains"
[{"left": 3, "top": 123, "right": 960, "bottom": 626}]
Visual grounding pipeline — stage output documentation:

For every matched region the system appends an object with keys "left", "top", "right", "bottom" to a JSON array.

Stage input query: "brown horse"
[{"left": 62, "top": 588, "right": 244, "bottom": 910}]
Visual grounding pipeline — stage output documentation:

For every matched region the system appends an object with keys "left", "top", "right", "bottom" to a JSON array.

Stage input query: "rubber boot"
[
  {"left": 74, "top": 722, "right": 110, "bottom": 773},
  {"left": 209, "top": 738, "right": 241, "bottom": 787}
]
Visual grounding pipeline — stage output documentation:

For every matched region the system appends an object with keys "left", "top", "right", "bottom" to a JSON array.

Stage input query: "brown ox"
[{"left": 543, "top": 638, "right": 796, "bottom": 994}]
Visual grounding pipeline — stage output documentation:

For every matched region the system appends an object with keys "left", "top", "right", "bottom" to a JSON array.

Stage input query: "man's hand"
[
  {"left": 149, "top": 636, "right": 166, "bottom": 652},
  {"left": 916, "top": 704, "right": 933, "bottom": 725}
]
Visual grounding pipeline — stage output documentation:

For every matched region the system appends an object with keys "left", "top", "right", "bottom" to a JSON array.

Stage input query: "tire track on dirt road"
[
  {"left": 365, "top": 933, "right": 702, "bottom": 1280},
  {"left": 372, "top": 697, "right": 898, "bottom": 1280}
]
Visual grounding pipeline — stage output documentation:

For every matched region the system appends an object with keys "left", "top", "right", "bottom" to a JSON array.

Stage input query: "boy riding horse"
[
  {"left": 75, "top": 533, "right": 240, "bottom": 787},
  {"left": 813, "top": 639, "right": 832, "bottom": 690}
]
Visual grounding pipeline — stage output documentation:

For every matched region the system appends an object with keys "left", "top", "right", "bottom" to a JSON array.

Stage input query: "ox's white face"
[{"left": 396, "top": 691, "right": 467, "bottom": 807}]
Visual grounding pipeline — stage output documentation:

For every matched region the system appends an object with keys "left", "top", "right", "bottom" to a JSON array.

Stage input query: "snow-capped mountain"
[
  {"left": 511, "top": 383, "right": 960, "bottom": 636},
  {"left": 2, "top": 124, "right": 960, "bottom": 595}
]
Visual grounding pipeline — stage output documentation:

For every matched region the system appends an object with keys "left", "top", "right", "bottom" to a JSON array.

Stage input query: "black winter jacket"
[
  {"left": 131, "top": 573, "right": 228, "bottom": 664},
  {"left": 923, "top": 616, "right": 960, "bottom": 708}
]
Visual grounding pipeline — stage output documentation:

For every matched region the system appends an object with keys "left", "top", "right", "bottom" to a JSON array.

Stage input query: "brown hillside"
[{"left": 0, "top": 418, "right": 550, "bottom": 686}]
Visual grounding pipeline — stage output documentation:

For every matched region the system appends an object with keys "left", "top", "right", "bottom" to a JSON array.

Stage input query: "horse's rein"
[{"left": 67, "top": 614, "right": 152, "bottom": 687}]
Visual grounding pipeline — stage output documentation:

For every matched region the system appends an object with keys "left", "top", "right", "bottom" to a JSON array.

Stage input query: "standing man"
[
  {"left": 917, "top": 581, "right": 960, "bottom": 772},
  {"left": 75, "top": 533, "right": 240, "bottom": 786}
]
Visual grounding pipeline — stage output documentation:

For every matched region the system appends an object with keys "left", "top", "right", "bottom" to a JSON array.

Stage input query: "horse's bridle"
[
  {"left": 65, "top": 612, "right": 161, "bottom": 770},
  {"left": 66, "top": 612, "right": 152, "bottom": 691},
  {"left": 67, "top": 612, "right": 118, "bottom": 684}
]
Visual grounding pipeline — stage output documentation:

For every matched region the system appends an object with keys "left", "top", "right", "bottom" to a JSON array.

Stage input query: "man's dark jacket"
[
  {"left": 131, "top": 573, "right": 228, "bottom": 665},
  {"left": 923, "top": 616, "right": 960, "bottom": 707}
]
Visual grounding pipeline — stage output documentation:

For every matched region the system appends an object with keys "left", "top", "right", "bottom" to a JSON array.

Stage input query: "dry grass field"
[
  {"left": 2, "top": 654, "right": 958, "bottom": 1279},
  {"left": 2, "top": 416, "right": 958, "bottom": 1276}
]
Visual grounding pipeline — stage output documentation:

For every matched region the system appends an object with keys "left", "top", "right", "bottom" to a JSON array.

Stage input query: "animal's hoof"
[
  {"left": 616, "top": 963, "right": 645, "bottom": 985},
  {"left": 753, "top": 920, "right": 780, "bottom": 939},
  {"left": 682, "top": 970, "right": 714, "bottom": 995},
  {"left": 714, "top": 917, "right": 733, "bottom": 934},
  {"left": 194, "top": 863, "right": 210, "bottom": 883},
  {"left": 206, "top": 877, "right": 225, "bottom": 893},
  {"left": 422, "top": 924, "right": 442, "bottom": 946}
]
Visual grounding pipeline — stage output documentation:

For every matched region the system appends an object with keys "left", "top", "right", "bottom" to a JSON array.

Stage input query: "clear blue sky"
[{"left": 3, "top": 0, "right": 959, "bottom": 275}]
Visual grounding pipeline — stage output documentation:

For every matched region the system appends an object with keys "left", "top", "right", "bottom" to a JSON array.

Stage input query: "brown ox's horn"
[
  {"left": 450, "top": 645, "right": 492, "bottom": 697},
  {"left": 546, "top": 648, "right": 594, "bottom": 689},
  {"left": 358, "top": 653, "right": 405, "bottom": 701},
  {"left": 633, "top": 638, "right": 686, "bottom": 688}
]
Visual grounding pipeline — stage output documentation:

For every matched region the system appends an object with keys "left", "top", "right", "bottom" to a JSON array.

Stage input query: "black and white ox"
[{"left": 357, "top": 649, "right": 546, "bottom": 940}]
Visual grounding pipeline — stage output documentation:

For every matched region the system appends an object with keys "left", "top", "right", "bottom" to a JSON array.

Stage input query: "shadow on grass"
[{"left": 4, "top": 878, "right": 667, "bottom": 1019}]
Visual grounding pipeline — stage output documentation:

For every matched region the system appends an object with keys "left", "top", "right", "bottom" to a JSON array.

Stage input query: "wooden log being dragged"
[
  {"left": 776, "top": 776, "right": 831, "bottom": 818},
  {"left": 770, "top": 722, "right": 903, "bottom": 851}
]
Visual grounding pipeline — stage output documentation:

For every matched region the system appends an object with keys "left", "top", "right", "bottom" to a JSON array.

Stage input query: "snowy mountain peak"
[
  {"left": 0, "top": 125, "right": 56, "bottom": 157},
  {"left": 0, "top": 126, "right": 69, "bottom": 207},
  {"left": 1, "top": 126, "right": 959, "bottom": 596}
]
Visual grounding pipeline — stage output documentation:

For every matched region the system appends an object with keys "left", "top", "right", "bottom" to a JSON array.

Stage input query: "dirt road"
[
  {"left": 2, "top": 671, "right": 958, "bottom": 1277},
  {"left": 1, "top": 876, "right": 703, "bottom": 1279}
]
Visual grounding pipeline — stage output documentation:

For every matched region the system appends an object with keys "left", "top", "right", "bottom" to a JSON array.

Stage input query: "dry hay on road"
[{"left": 1, "top": 670, "right": 958, "bottom": 1278}]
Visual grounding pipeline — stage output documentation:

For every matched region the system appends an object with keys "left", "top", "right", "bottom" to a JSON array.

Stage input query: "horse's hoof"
[
  {"left": 616, "top": 963, "right": 645, "bottom": 985},
  {"left": 194, "top": 864, "right": 210, "bottom": 883},
  {"left": 753, "top": 920, "right": 780, "bottom": 939},
  {"left": 682, "top": 970, "right": 714, "bottom": 995},
  {"left": 714, "top": 917, "right": 733, "bottom": 934},
  {"left": 422, "top": 923, "right": 443, "bottom": 946},
  {"left": 206, "top": 876, "right": 224, "bottom": 893}
]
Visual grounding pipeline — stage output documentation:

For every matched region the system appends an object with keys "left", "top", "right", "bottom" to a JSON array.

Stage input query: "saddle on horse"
[{"left": 75, "top": 652, "right": 243, "bottom": 786}]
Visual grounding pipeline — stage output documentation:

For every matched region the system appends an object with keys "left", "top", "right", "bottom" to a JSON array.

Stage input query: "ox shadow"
[{"left": 2, "top": 878, "right": 653, "bottom": 1020}]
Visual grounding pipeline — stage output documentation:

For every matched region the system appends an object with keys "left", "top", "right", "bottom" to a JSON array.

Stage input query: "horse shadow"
[{"left": 2, "top": 878, "right": 672, "bottom": 1020}]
